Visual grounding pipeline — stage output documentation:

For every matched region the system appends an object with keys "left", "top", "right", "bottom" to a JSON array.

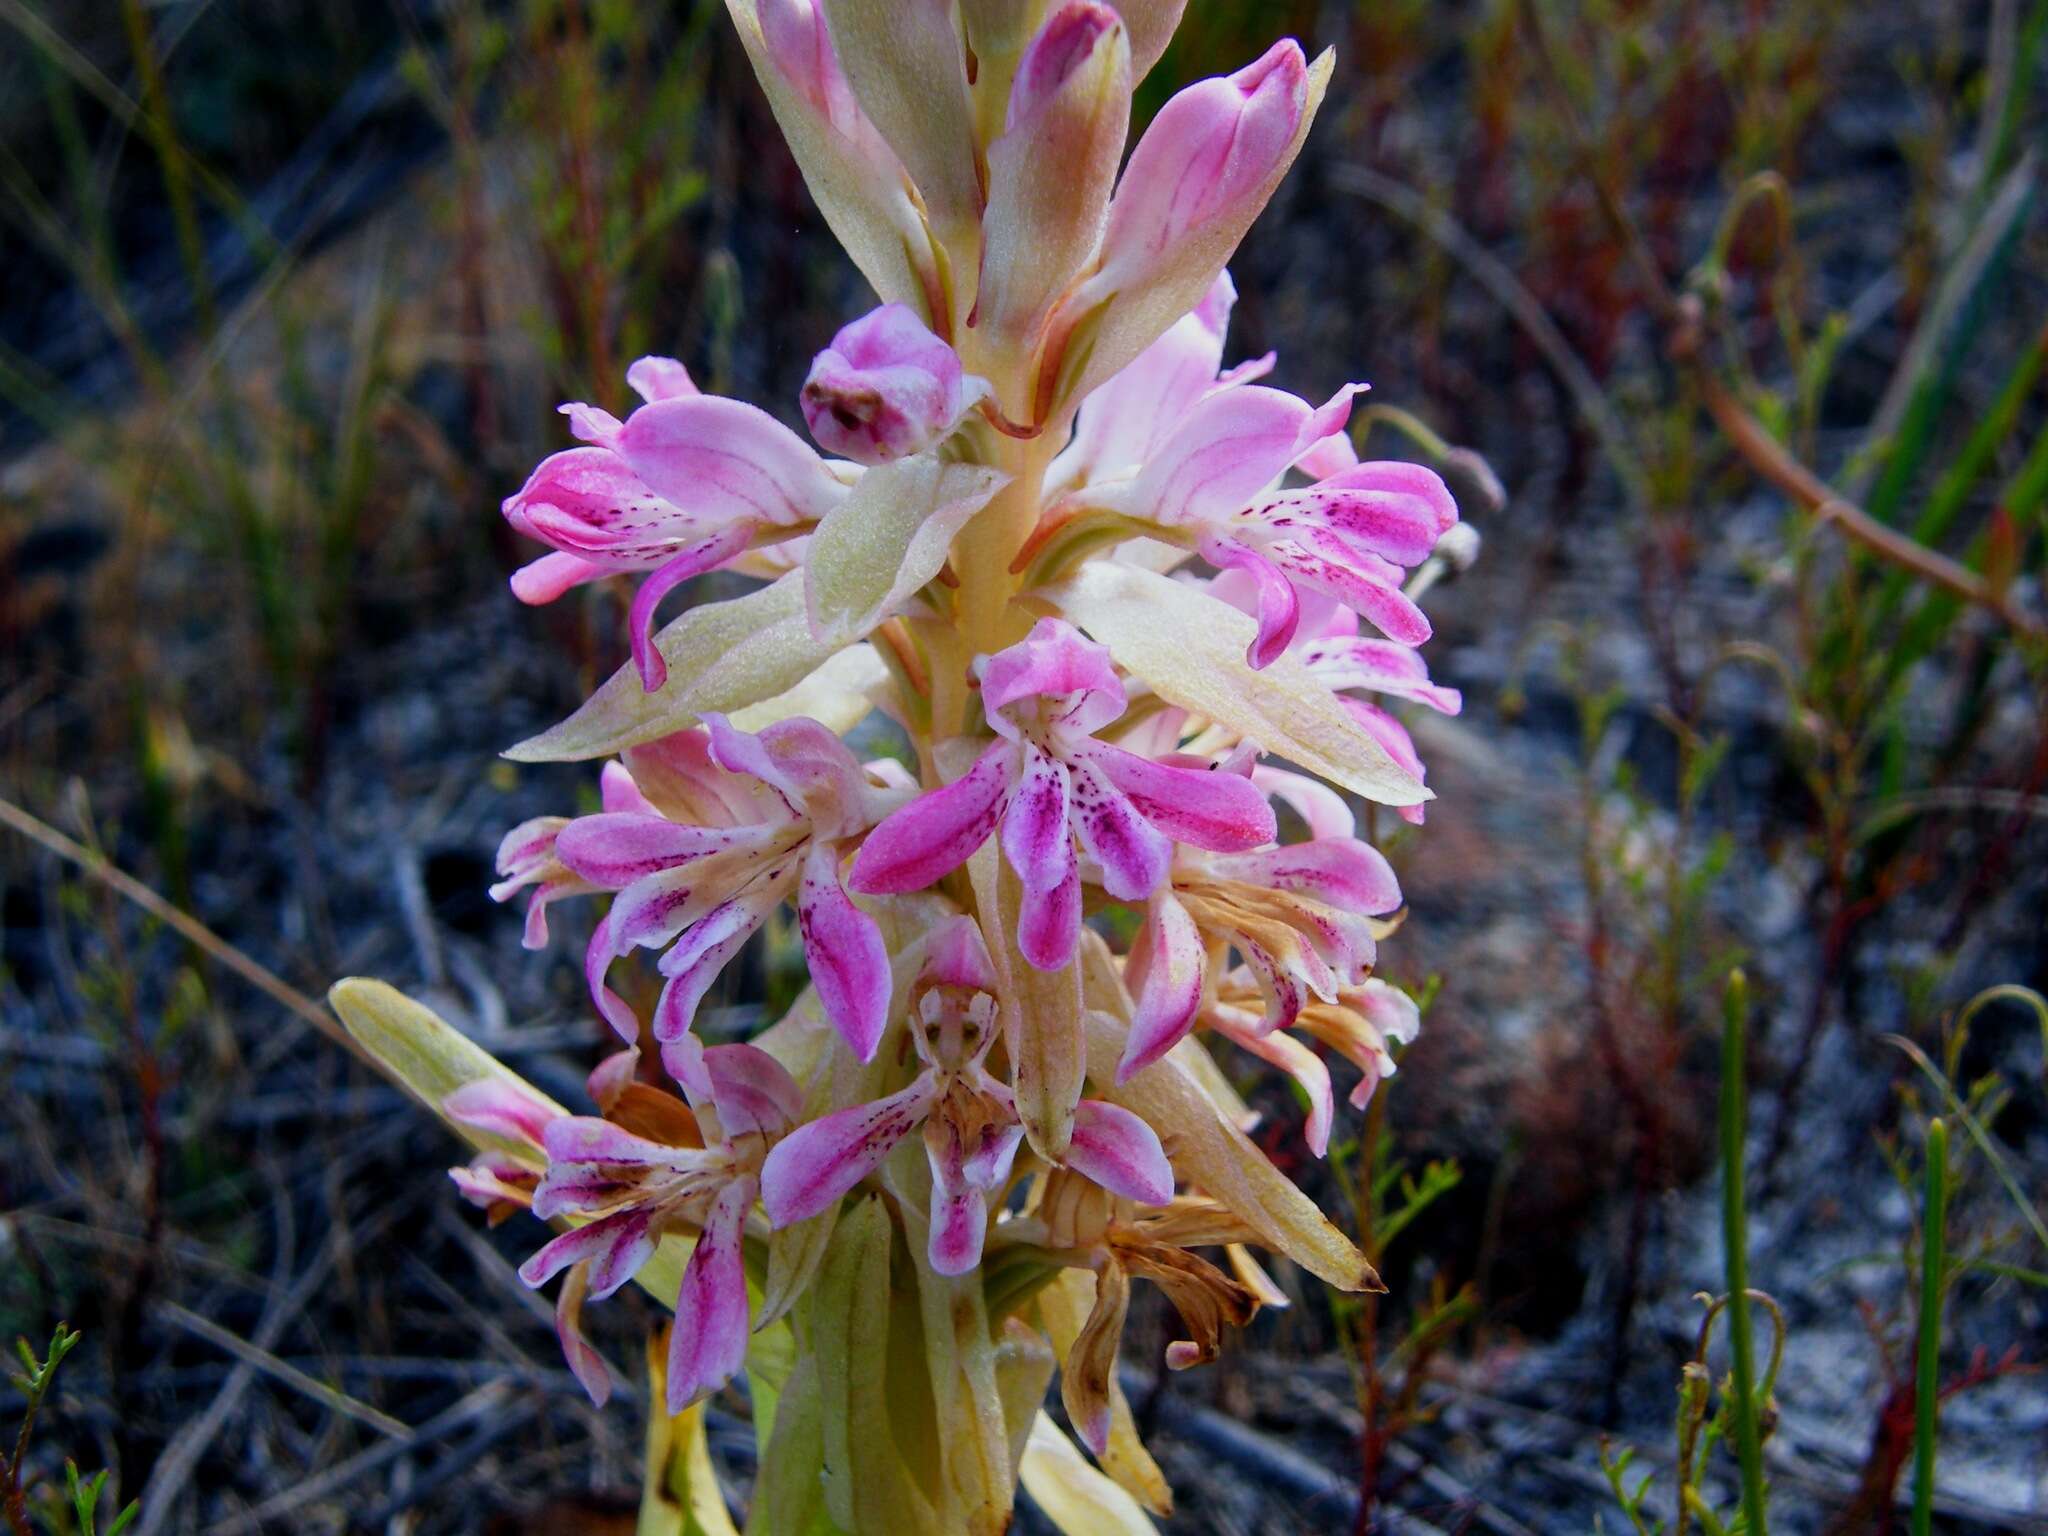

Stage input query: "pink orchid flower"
[
  {"left": 502, "top": 355, "right": 848, "bottom": 693},
  {"left": 1197, "top": 970, "right": 1422, "bottom": 1156},
  {"left": 489, "top": 762, "right": 649, "bottom": 949},
  {"left": 1120, "top": 833, "right": 1402, "bottom": 1082},
  {"left": 849, "top": 618, "right": 1276, "bottom": 970},
  {"left": 517, "top": 1041, "right": 801, "bottom": 1412},
  {"left": 800, "top": 303, "right": 989, "bottom": 464},
  {"left": 1214, "top": 572, "right": 1463, "bottom": 824},
  {"left": 759, "top": 916, "right": 1174, "bottom": 1273},
  {"left": 444, "top": 1077, "right": 562, "bottom": 1225},
  {"left": 546, "top": 716, "right": 908, "bottom": 1063},
  {"left": 1046, "top": 271, "right": 1461, "bottom": 669}
]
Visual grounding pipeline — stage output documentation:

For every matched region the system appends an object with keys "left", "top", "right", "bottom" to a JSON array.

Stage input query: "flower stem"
[
  {"left": 1911, "top": 1118, "right": 1949, "bottom": 1536},
  {"left": 1719, "top": 970, "right": 1770, "bottom": 1536}
]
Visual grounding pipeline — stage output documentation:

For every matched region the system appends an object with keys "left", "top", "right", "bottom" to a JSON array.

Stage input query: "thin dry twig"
[
  {"left": 0, "top": 793, "right": 366, "bottom": 1063},
  {"left": 1695, "top": 371, "right": 2045, "bottom": 638},
  {"left": 153, "top": 1300, "right": 409, "bottom": 1440}
]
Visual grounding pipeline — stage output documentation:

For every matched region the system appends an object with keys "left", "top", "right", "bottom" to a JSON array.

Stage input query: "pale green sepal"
[
  {"left": 1018, "top": 1413, "right": 1159, "bottom": 1535},
  {"left": 804, "top": 460, "right": 1009, "bottom": 646},
  {"left": 729, "top": 643, "right": 889, "bottom": 736},
  {"left": 506, "top": 574, "right": 840, "bottom": 763}
]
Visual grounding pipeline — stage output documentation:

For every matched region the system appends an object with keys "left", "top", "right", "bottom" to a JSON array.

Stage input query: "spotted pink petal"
[
  {"left": 1266, "top": 538, "right": 1432, "bottom": 647},
  {"left": 1201, "top": 534, "right": 1299, "bottom": 668},
  {"left": 1299, "top": 635, "right": 1462, "bottom": 714},
  {"left": 760, "top": 1074, "right": 940, "bottom": 1225},
  {"left": 925, "top": 1121, "right": 1026, "bottom": 1276},
  {"left": 1000, "top": 741, "right": 1075, "bottom": 896},
  {"left": 1075, "top": 740, "right": 1276, "bottom": 853},
  {"left": 704, "top": 1044, "right": 805, "bottom": 1139},
  {"left": 1065, "top": 756, "right": 1172, "bottom": 901},
  {"left": 1216, "top": 837, "right": 1401, "bottom": 916},
  {"left": 510, "top": 550, "right": 609, "bottom": 604},
  {"left": 795, "top": 840, "right": 891, "bottom": 1062},
  {"left": 651, "top": 882, "right": 784, "bottom": 1043},
  {"left": 980, "top": 618, "right": 1127, "bottom": 739},
  {"left": 1016, "top": 860, "right": 1083, "bottom": 971},
  {"left": 612, "top": 395, "right": 846, "bottom": 532},
  {"left": 443, "top": 1080, "right": 558, "bottom": 1148},
  {"left": 849, "top": 740, "right": 1018, "bottom": 894},
  {"left": 518, "top": 1207, "right": 653, "bottom": 1297},
  {"left": 554, "top": 813, "right": 765, "bottom": 889},
  {"left": 1242, "top": 468, "right": 1447, "bottom": 567},
  {"left": 667, "top": 1175, "right": 755, "bottom": 1410},
  {"left": 627, "top": 355, "right": 699, "bottom": 403},
  {"left": 542, "top": 1117, "right": 704, "bottom": 1168},
  {"left": 627, "top": 520, "right": 760, "bottom": 693},
  {"left": 1119, "top": 891, "right": 1206, "bottom": 1082},
  {"left": 1064, "top": 1099, "right": 1175, "bottom": 1203},
  {"left": 502, "top": 447, "right": 684, "bottom": 568}
]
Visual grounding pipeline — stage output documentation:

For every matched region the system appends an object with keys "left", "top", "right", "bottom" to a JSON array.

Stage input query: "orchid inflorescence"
[{"left": 340, "top": 2, "right": 1470, "bottom": 1529}]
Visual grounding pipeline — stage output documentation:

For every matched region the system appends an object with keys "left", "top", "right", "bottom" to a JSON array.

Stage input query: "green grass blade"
[{"left": 1720, "top": 970, "right": 1770, "bottom": 1536}]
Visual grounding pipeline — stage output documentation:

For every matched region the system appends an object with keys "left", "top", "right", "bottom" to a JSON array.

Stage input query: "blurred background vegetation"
[{"left": 2, "top": 1, "right": 2045, "bottom": 1531}]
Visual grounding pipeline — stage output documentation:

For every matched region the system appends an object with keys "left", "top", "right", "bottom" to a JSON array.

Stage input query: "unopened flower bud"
[
  {"left": 801, "top": 303, "right": 990, "bottom": 464},
  {"left": 975, "top": 3, "right": 1131, "bottom": 350},
  {"left": 1091, "top": 39, "right": 1310, "bottom": 297}
]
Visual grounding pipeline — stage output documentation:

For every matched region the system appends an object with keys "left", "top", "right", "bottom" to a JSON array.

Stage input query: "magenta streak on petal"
[
  {"left": 704, "top": 1043, "right": 805, "bottom": 1138},
  {"left": 1078, "top": 740, "right": 1276, "bottom": 852},
  {"left": 651, "top": 886, "right": 780, "bottom": 1043},
  {"left": 1119, "top": 891, "right": 1205, "bottom": 1082},
  {"left": 999, "top": 741, "right": 1074, "bottom": 896},
  {"left": 1016, "top": 860, "right": 1082, "bottom": 971},
  {"left": 849, "top": 740, "right": 1017, "bottom": 894},
  {"left": 759, "top": 1075, "right": 938, "bottom": 1225},
  {"left": 667, "top": 1176, "right": 754, "bottom": 1410},
  {"left": 585, "top": 914, "right": 640, "bottom": 1043},
  {"left": 795, "top": 841, "right": 891, "bottom": 1062},
  {"left": 1064, "top": 756, "right": 1170, "bottom": 902},
  {"left": 1064, "top": 1099, "right": 1175, "bottom": 1202},
  {"left": 628, "top": 521, "right": 756, "bottom": 692},
  {"left": 1201, "top": 534, "right": 1298, "bottom": 668}
]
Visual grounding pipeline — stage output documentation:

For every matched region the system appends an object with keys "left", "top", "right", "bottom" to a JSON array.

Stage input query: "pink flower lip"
[{"left": 799, "top": 303, "right": 988, "bottom": 465}]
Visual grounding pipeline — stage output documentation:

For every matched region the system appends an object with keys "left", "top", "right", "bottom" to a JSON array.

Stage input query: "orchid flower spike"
[{"left": 371, "top": 4, "right": 1482, "bottom": 1526}]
